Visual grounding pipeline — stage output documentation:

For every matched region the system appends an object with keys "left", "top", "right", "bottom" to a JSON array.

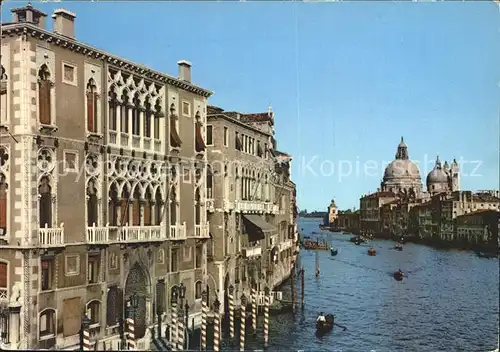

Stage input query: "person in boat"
[
  {"left": 398, "top": 268, "right": 404, "bottom": 275},
  {"left": 317, "top": 312, "right": 326, "bottom": 323}
]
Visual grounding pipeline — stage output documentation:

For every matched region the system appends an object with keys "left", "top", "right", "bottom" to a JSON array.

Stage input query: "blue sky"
[{"left": 2, "top": 2, "right": 499, "bottom": 211}]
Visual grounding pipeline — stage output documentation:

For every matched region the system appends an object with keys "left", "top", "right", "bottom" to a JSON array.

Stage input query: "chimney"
[
  {"left": 52, "top": 8, "right": 76, "bottom": 39},
  {"left": 11, "top": 3, "right": 47, "bottom": 28},
  {"left": 177, "top": 60, "right": 192, "bottom": 82}
]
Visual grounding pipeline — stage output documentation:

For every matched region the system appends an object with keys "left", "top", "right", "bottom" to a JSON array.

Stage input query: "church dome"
[
  {"left": 382, "top": 137, "right": 421, "bottom": 182},
  {"left": 383, "top": 159, "right": 421, "bottom": 180},
  {"left": 426, "top": 156, "right": 448, "bottom": 185}
]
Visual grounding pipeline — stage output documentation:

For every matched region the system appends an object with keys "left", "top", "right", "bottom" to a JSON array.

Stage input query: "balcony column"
[
  {"left": 139, "top": 109, "right": 144, "bottom": 149},
  {"left": 128, "top": 103, "right": 133, "bottom": 145},
  {"left": 116, "top": 103, "right": 122, "bottom": 144}
]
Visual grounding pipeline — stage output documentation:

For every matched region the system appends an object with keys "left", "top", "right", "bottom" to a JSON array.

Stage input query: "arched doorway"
[{"left": 125, "top": 263, "right": 150, "bottom": 339}]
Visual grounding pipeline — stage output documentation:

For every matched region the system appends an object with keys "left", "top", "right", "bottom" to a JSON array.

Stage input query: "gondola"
[
  {"left": 368, "top": 248, "right": 376, "bottom": 256},
  {"left": 316, "top": 314, "right": 335, "bottom": 333},
  {"left": 330, "top": 247, "right": 338, "bottom": 256},
  {"left": 393, "top": 271, "right": 404, "bottom": 281}
]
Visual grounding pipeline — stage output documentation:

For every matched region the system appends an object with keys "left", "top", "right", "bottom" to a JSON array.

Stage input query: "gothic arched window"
[
  {"left": 132, "top": 93, "right": 140, "bottom": 136},
  {"left": 144, "top": 188, "right": 152, "bottom": 226},
  {"left": 108, "top": 183, "right": 119, "bottom": 226},
  {"left": 86, "top": 79, "right": 99, "bottom": 133},
  {"left": 170, "top": 186, "right": 177, "bottom": 225},
  {"left": 120, "top": 91, "right": 129, "bottom": 133},
  {"left": 87, "top": 180, "right": 98, "bottom": 227},
  {"left": 132, "top": 187, "right": 141, "bottom": 226},
  {"left": 108, "top": 86, "right": 117, "bottom": 131},
  {"left": 195, "top": 187, "right": 201, "bottom": 225},
  {"left": 38, "top": 65, "right": 52, "bottom": 125},
  {"left": 38, "top": 177, "right": 52, "bottom": 228}
]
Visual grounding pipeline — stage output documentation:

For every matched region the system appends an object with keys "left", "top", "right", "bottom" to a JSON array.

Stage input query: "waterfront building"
[
  {"left": 359, "top": 191, "right": 396, "bottom": 233},
  {"left": 431, "top": 191, "right": 500, "bottom": 241},
  {"left": 334, "top": 209, "right": 360, "bottom": 233},
  {"left": 205, "top": 105, "right": 297, "bottom": 312},
  {"left": 0, "top": 5, "right": 212, "bottom": 349},
  {"left": 454, "top": 210, "right": 499, "bottom": 245}
]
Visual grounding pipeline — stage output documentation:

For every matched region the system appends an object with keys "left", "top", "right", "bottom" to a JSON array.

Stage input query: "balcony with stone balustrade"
[
  {"left": 194, "top": 222, "right": 210, "bottom": 238},
  {"left": 242, "top": 246, "right": 262, "bottom": 258},
  {"left": 118, "top": 223, "right": 167, "bottom": 242},
  {"left": 38, "top": 223, "right": 65, "bottom": 247},
  {"left": 86, "top": 223, "right": 110, "bottom": 244},
  {"left": 169, "top": 222, "right": 187, "bottom": 240}
]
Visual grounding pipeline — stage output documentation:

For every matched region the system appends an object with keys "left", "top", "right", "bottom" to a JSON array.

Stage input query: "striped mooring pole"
[
  {"left": 263, "top": 287, "right": 270, "bottom": 347},
  {"left": 171, "top": 300, "right": 178, "bottom": 351},
  {"left": 240, "top": 294, "right": 247, "bottom": 352},
  {"left": 177, "top": 304, "right": 185, "bottom": 351},
  {"left": 213, "top": 297, "right": 221, "bottom": 352},
  {"left": 201, "top": 290, "right": 208, "bottom": 350},
  {"left": 251, "top": 287, "right": 257, "bottom": 333},
  {"left": 126, "top": 315, "right": 136, "bottom": 350},
  {"left": 81, "top": 324, "right": 91, "bottom": 351},
  {"left": 228, "top": 284, "right": 235, "bottom": 339}
]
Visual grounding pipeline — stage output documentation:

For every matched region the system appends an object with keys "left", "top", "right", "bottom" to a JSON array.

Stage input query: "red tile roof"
[{"left": 363, "top": 191, "right": 396, "bottom": 199}]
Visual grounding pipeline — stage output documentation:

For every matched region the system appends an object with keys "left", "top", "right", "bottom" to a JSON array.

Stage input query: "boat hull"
[
  {"left": 393, "top": 272, "right": 404, "bottom": 281},
  {"left": 316, "top": 314, "right": 335, "bottom": 333}
]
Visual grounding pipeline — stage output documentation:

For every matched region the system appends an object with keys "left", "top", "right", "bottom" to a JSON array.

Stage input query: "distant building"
[
  {"left": 359, "top": 191, "right": 397, "bottom": 233},
  {"left": 327, "top": 199, "right": 338, "bottom": 225},
  {"left": 335, "top": 210, "right": 360, "bottom": 233},
  {"left": 455, "top": 210, "right": 499, "bottom": 245}
]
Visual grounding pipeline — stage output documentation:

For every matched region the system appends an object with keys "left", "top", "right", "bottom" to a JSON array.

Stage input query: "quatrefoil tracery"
[{"left": 37, "top": 148, "right": 55, "bottom": 173}]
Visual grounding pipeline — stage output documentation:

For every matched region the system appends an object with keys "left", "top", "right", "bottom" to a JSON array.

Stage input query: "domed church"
[
  {"left": 426, "top": 156, "right": 460, "bottom": 195},
  {"left": 380, "top": 137, "right": 423, "bottom": 198}
]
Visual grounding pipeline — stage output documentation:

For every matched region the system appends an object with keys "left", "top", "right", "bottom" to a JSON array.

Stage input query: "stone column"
[{"left": 8, "top": 305, "right": 21, "bottom": 348}]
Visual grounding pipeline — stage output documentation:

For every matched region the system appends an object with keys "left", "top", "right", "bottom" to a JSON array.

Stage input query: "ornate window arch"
[
  {"left": 39, "top": 308, "right": 56, "bottom": 340},
  {"left": 38, "top": 176, "right": 53, "bottom": 228},
  {"left": 194, "top": 187, "right": 201, "bottom": 226},
  {"left": 106, "top": 286, "right": 123, "bottom": 327},
  {"left": 86, "top": 299, "right": 102, "bottom": 326},
  {"left": 194, "top": 280, "right": 202, "bottom": 300},
  {"left": 37, "top": 64, "right": 54, "bottom": 126},
  {"left": 169, "top": 185, "right": 178, "bottom": 226}
]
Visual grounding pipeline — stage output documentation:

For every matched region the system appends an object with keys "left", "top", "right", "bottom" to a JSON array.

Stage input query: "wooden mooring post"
[
  {"left": 300, "top": 266, "right": 305, "bottom": 309},
  {"left": 315, "top": 251, "right": 320, "bottom": 279},
  {"left": 291, "top": 262, "right": 297, "bottom": 312}
]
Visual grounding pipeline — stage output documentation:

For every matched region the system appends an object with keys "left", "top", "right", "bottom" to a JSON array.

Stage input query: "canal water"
[{"left": 216, "top": 217, "right": 499, "bottom": 352}]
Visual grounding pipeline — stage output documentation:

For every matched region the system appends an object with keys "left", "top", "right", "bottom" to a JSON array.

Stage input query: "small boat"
[
  {"left": 330, "top": 247, "right": 338, "bottom": 256},
  {"left": 350, "top": 236, "right": 365, "bottom": 244},
  {"left": 354, "top": 240, "right": 361, "bottom": 245},
  {"left": 393, "top": 271, "right": 404, "bottom": 281},
  {"left": 316, "top": 314, "right": 335, "bottom": 333},
  {"left": 394, "top": 244, "right": 403, "bottom": 251},
  {"left": 368, "top": 248, "right": 376, "bottom": 256},
  {"left": 476, "top": 251, "right": 497, "bottom": 259}
]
